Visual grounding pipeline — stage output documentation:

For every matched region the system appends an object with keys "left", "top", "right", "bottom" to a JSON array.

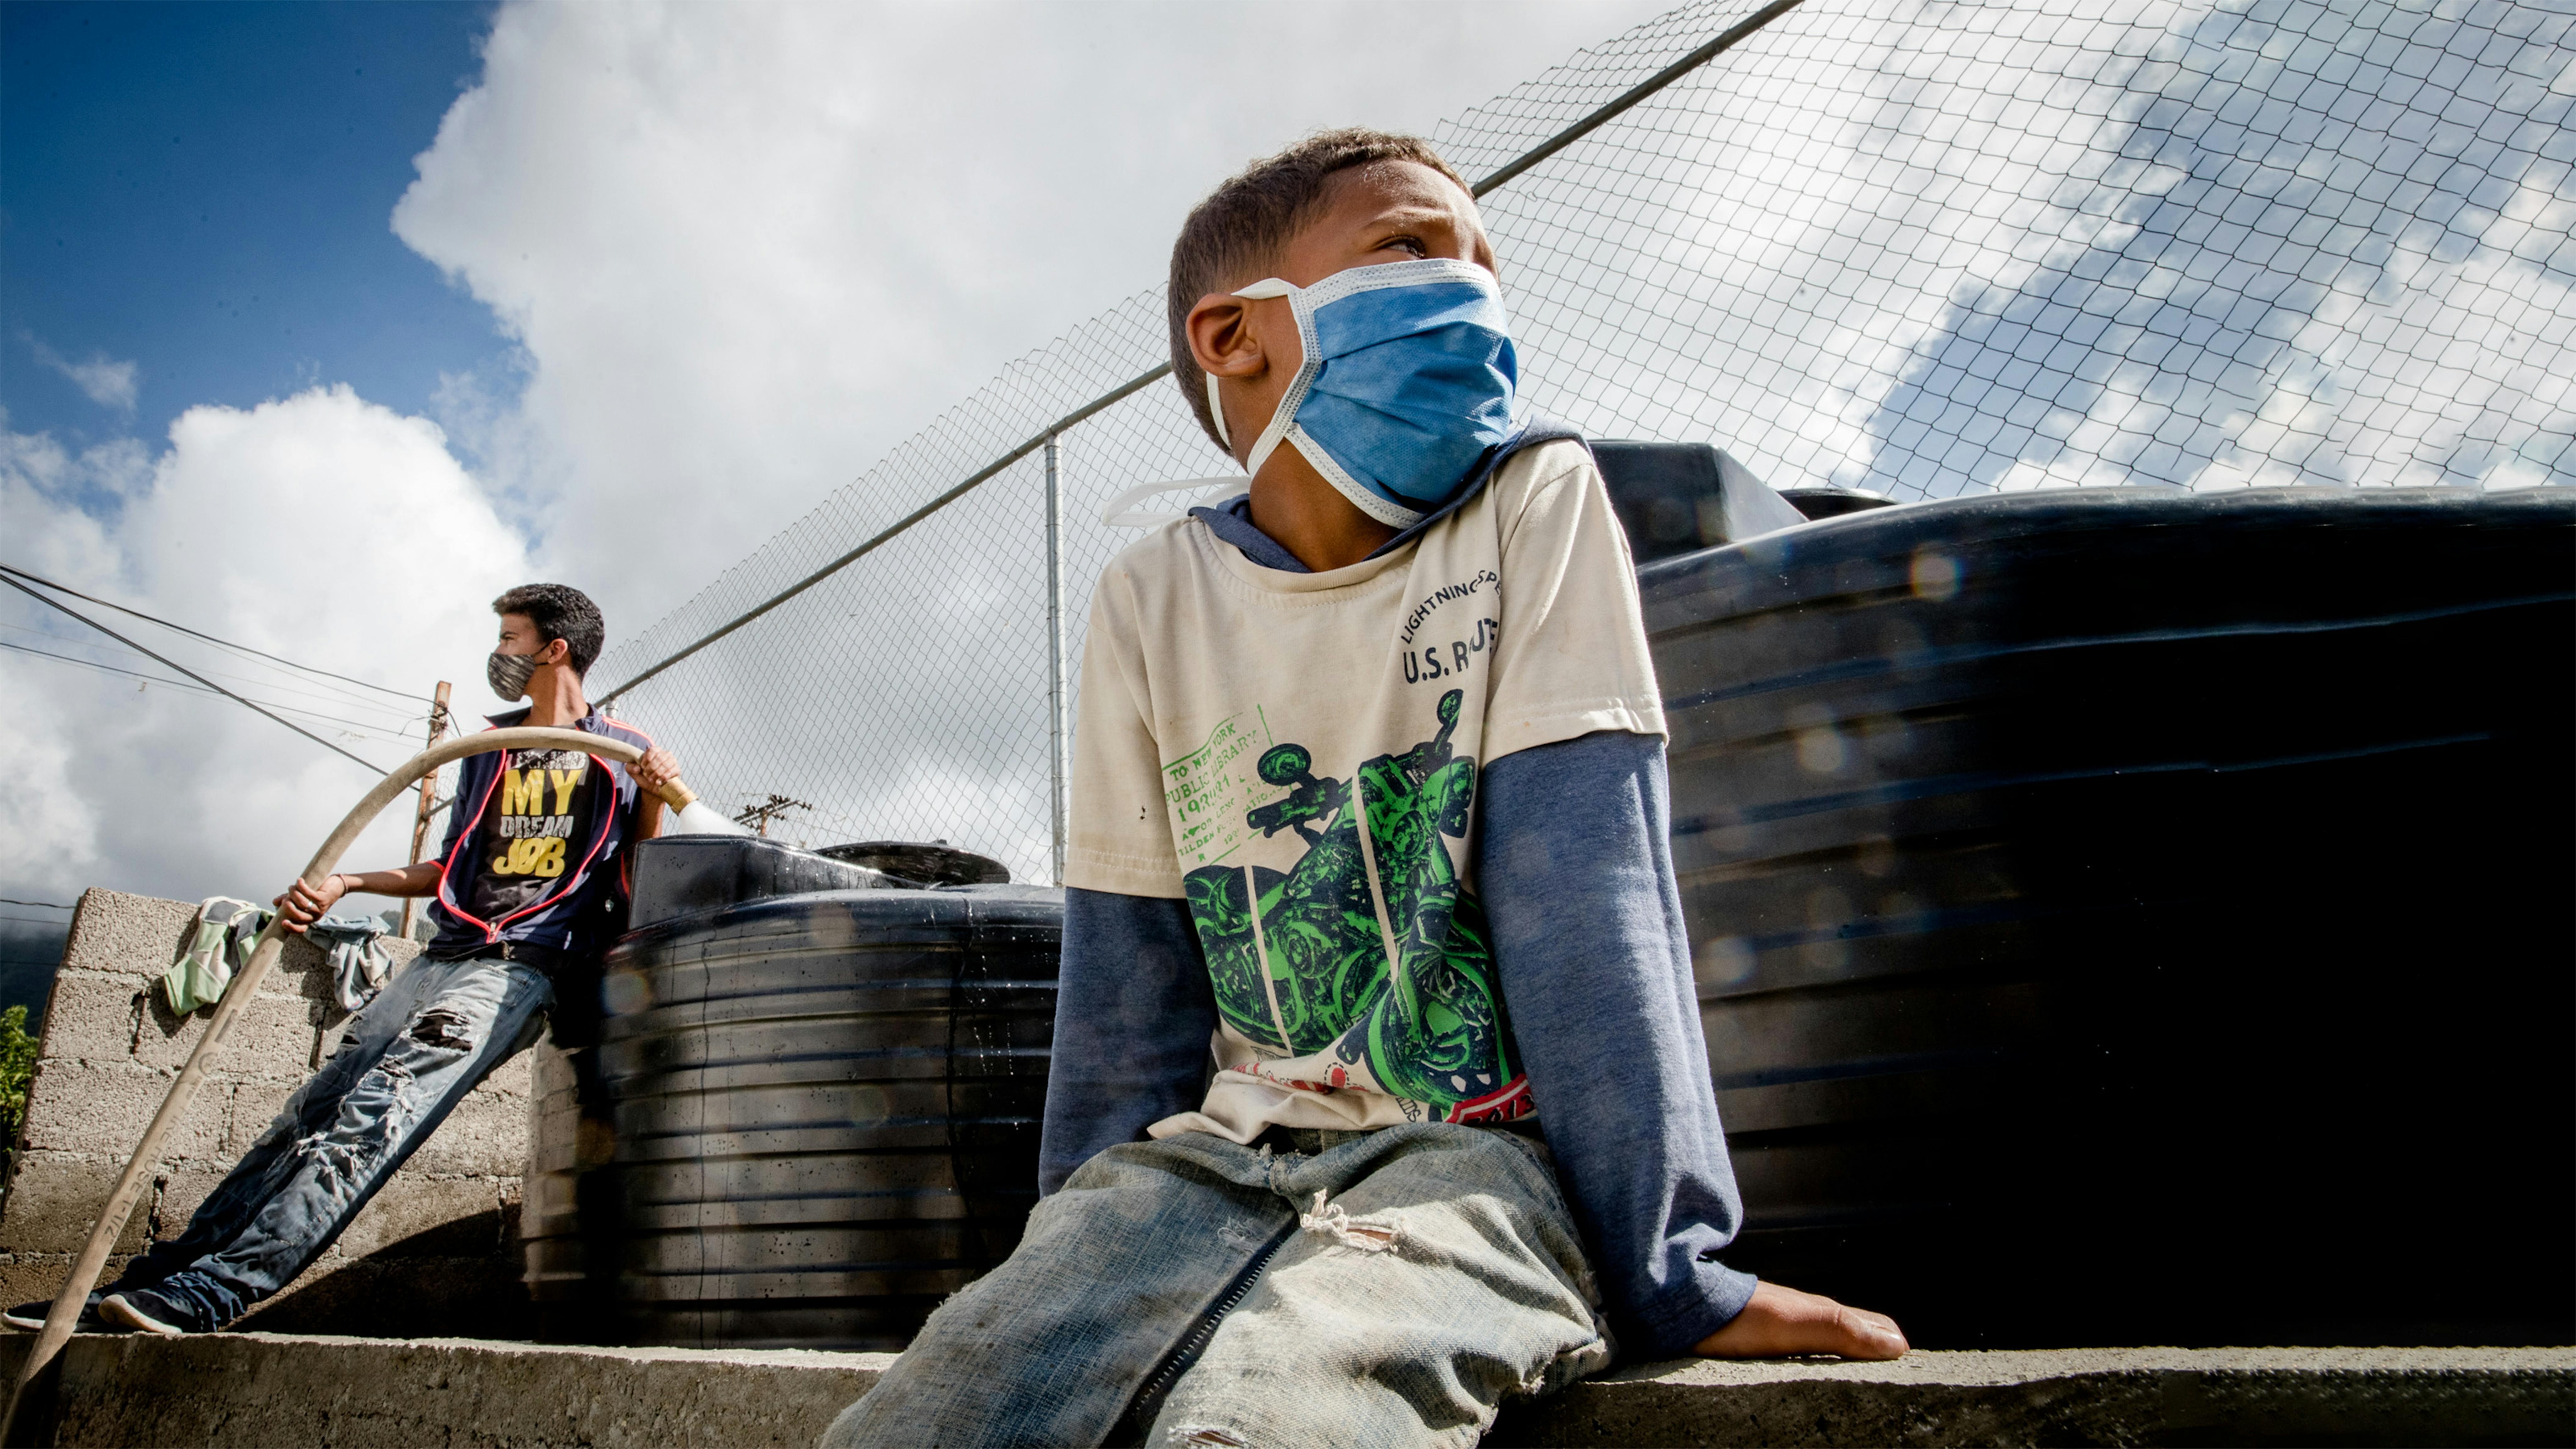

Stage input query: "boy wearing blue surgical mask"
[{"left": 826, "top": 130, "right": 1903, "bottom": 1449}]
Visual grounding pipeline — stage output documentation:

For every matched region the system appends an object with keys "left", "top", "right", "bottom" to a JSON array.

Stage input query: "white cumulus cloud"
[
  {"left": 1, "top": 386, "right": 535, "bottom": 906},
  {"left": 391, "top": 0, "right": 1672, "bottom": 634}
]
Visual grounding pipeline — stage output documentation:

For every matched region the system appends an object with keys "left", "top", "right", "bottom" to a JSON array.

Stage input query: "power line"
[
  {"left": 0, "top": 620, "right": 425, "bottom": 723},
  {"left": 0, "top": 900, "right": 71, "bottom": 911},
  {"left": 0, "top": 574, "right": 385, "bottom": 772},
  {"left": 0, "top": 562, "right": 429, "bottom": 702},
  {"left": 0, "top": 619, "right": 427, "bottom": 717},
  {"left": 0, "top": 641, "right": 425, "bottom": 742}
]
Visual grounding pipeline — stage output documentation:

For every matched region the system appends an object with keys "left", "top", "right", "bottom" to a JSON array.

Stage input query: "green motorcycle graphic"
[{"left": 1182, "top": 689, "right": 1518, "bottom": 1109}]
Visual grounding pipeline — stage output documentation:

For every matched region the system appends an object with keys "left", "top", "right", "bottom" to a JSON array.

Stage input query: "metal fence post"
[{"left": 1044, "top": 432, "right": 1068, "bottom": 884}]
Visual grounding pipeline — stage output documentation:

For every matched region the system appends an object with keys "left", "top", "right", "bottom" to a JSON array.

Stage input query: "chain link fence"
[{"left": 593, "top": 0, "right": 2576, "bottom": 883}]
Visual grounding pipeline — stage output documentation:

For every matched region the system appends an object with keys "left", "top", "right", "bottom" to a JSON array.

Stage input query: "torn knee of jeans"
[
  {"left": 292, "top": 1131, "right": 362, "bottom": 1178},
  {"left": 1168, "top": 1428, "right": 1248, "bottom": 1448},
  {"left": 1299, "top": 1189, "right": 1400, "bottom": 1252},
  {"left": 408, "top": 1009, "right": 475, "bottom": 1052}
]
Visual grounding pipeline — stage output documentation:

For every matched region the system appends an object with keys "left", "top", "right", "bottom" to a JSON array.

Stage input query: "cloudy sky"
[
  {"left": 0, "top": 0, "right": 1674, "bottom": 997},
  {"left": 7, "top": 0, "right": 2567, "bottom": 1003}
]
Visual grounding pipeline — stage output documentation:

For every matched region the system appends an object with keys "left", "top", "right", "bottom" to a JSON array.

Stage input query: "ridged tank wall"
[
  {"left": 525, "top": 856, "right": 1060, "bottom": 1351},
  {"left": 1642, "top": 485, "right": 2574, "bottom": 1347}
]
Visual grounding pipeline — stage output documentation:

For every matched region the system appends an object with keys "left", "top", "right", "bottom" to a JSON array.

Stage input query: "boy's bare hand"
[
  {"left": 273, "top": 875, "right": 346, "bottom": 934},
  {"left": 1694, "top": 1281, "right": 1908, "bottom": 1361},
  {"left": 628, "top": 746, "right": 680, "bottom": 795}
]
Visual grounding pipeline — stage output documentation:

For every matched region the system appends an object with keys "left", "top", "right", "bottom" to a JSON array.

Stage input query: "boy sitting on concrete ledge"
[{"left": 825, "top": 130, "right": 1902, "bottom": 1449}]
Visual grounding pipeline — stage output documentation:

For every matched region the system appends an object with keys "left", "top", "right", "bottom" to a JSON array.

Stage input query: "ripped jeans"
[
  {"left": 823, "top": 1123, "right": 1613, "bottom": 1449},
  {"left": 109, "top": 953, "right": 552, "bottom": 1326}
]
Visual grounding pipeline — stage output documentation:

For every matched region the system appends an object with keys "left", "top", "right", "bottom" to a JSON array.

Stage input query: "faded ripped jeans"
[
  {"left": 823, "top": 1122, "right": 1614, "bottom": 1449},
  {"left": 108, "top": 953, "right": 553, "bottom": 1325}
]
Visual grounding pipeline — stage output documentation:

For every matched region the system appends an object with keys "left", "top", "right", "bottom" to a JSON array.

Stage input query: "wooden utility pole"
[
  {"left": 732, "top": 794, "right": 811, "bottom": 839},
  {"left": 398, "top": 681, "right": 453, "bottom": 940}
]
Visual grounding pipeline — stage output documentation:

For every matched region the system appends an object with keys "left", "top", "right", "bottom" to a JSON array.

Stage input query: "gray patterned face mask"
[{"left": 486, "top": 650, "right": 538, "bottom": 701}]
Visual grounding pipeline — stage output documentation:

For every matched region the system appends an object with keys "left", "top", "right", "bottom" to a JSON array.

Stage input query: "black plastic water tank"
[
  {"left": 1646, "top": 485, "right": 2575, "bottom": 1347},
  {"left": 524, "top": 837, "right": 1061, "bottom": 1350},
  {"left": 1593, "top": 440, "right": 1808, "bottom": 564}
]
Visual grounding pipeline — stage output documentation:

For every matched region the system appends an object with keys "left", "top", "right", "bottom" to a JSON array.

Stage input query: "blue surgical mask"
[{"left": 1215, "top": 258, "right": 1522, "bottom": 527}]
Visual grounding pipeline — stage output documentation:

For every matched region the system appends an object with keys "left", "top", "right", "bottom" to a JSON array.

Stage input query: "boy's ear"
[{"left": 1186, "top": 292, "right": 1267, "bottom": 380}]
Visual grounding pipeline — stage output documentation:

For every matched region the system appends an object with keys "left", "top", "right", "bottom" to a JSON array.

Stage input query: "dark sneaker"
[
  {"left": 3, "top": 1294, "right": 120, "bottom": 1333},
  {"left": 100, "top": 1288, "right": 211, "bottom": 1336}
]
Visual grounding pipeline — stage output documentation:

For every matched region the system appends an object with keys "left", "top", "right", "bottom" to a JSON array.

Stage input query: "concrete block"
[
  {"left": 212, "top": 991, "right": 325, "bottom": 1080},
  {"left": 147, "top": 1169, "right": 230, "bottom": 1244},
  {"left": 55, "top": 890, "right": 194, "bottom": 982},
  {"left": 0, "top": 1154, "right": 150, "bottom": 1255},
  {"left": 224, "top": 1080, "right": 300, "bottom": 1157},
  {"left": 529, "top": 1039, "right": 579, "bottom": 1099},
  {"left": 133, "top": 989, "right": 319, "bottom": 1077},
  {"left": 497, "top": 1180, "right": 522, "bottom": 1245},
  {"left": 476, "top": 1051, "right": 533, "bottom": 1100},
  {"left": 19, "top": 1062, "right": 225, "bottom": 1162},
  {"left": 272, "top": 931, "right": 343, "bottom": 1004},
  {"left": 405, "top": 1091, "right": 529, "bottom": 1177},
  {"left": 31, "top": 975, "right": 142, "bottom": 1064},
  {"left": 132, "top": 989, "right": 201, "bottom": 1070},
  {"left": 0, "top": 1252, "right": 135, "bottom": 1316},
  {"left": 337, "top": 1177, "right": 504, "bottom": 1259}
]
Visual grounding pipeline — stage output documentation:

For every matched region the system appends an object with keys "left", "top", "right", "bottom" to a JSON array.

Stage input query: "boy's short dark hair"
[
  {"left": 1167, "top": 128, "right": 1473, "bottom": 451},
  {"left": 492, "top": 583, "right": 605, "bottom": 678}
]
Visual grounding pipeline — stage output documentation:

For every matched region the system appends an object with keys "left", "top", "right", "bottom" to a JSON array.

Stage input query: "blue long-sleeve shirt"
[{"left": 1037, "top": 492, "right": 1760, "bottom": 1360}]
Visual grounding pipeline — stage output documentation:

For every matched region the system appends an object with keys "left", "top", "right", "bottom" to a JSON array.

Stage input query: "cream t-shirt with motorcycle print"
[{"left": 1065, "top": 437, "right": 1666, "bottom": 1143}]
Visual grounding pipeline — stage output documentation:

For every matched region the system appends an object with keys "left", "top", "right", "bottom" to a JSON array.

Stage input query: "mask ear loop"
[
  {"left": 1100, "top": 477, "right": 1244, "bottom": 528},
  {"left": 1132, "top": 278, "right": 1302, "bottom": 530},
  {"left": 1219, "top": 278, "right": 1305, "bottom": 481}
]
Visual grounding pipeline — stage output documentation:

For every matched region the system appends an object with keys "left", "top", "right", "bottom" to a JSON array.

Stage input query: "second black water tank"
[{"left": 1646, "top": 484, "right": 2574, "bottom": 1346}]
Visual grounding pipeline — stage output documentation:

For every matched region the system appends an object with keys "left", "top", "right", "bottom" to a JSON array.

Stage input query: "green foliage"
[{"left": 0, "top": 1005, "right": 38, "bottom": 1148}]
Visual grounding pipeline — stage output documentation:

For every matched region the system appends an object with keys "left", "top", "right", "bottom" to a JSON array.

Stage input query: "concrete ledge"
[
  {"left": 0, "top": 1335, "right": 2564, "bottom": 1447},
  {"left": 1488, "top": 1347, "right": 2576, "bottom": 1447},
  {"left": 0, "top": 1335, "right": 894, "bottom": 1449}
]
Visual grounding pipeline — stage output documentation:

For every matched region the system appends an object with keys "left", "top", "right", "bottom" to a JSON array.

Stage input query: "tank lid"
[
  {"left": 1778, "top": 486, "right": 1898, "bottom": 519},
  {"left": 814, "top": 841, "right": 1011, "bottom": 886}
]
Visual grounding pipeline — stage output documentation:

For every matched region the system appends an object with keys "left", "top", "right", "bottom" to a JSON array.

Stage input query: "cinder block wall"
[{"left": 0, "top": 888, "right": 530, "bottom": 1336}]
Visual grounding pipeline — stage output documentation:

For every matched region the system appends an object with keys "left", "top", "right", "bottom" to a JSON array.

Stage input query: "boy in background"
[
  {"left": 829, "top": 132, "right": 1901, "bottom": 1448},
  {"left": 8, "top": 584, "right": 678, "bottom": 1337}
]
